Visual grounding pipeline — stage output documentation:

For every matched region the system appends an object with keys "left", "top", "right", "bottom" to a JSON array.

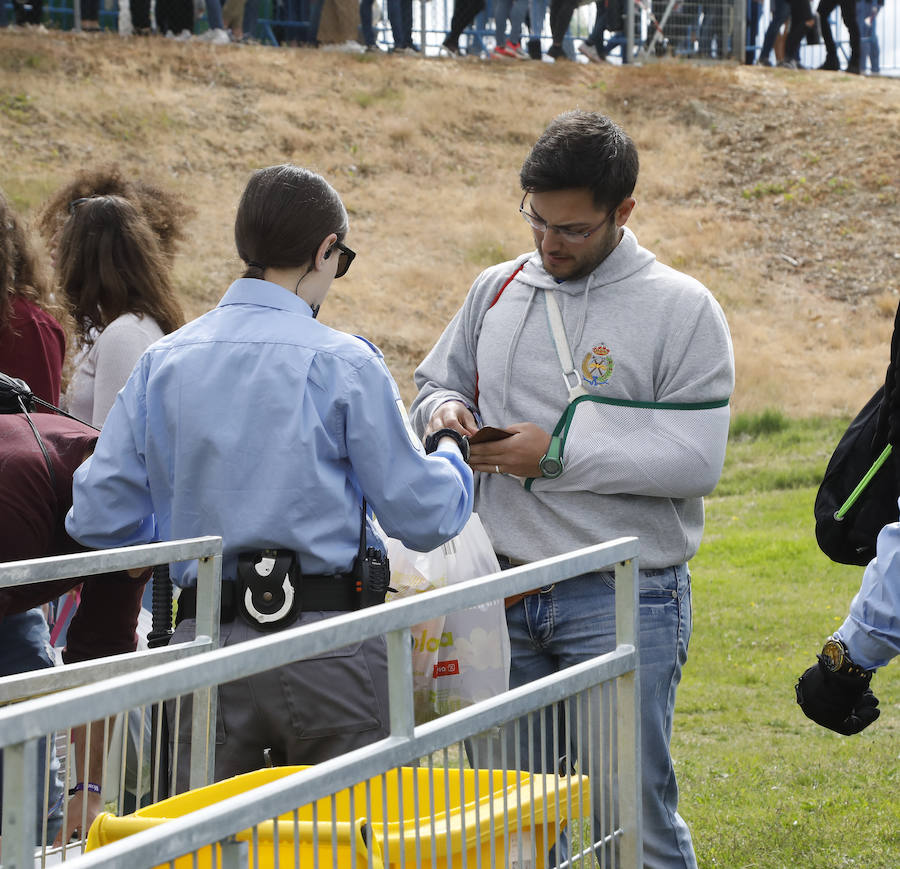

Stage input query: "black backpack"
[{"left": 814, "top": 302, "right": 900, "bottom": 566}]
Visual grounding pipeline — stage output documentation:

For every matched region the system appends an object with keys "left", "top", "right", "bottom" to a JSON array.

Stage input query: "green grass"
[
  {"left": 675, "top": 414, "right": 900, "bottom": 868},
  {"left": 716, "top": 412, "right": 850, "bottom": 497}
]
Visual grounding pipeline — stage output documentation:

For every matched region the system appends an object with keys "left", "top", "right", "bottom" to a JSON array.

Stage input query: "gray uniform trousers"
[{"left": 166, "top": 610, "right": 389, "bottom": 793}]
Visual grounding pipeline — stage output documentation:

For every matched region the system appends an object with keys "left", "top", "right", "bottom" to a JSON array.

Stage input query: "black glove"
[{"left": 795, "top": 657, "right": 880, "bottom": 735}]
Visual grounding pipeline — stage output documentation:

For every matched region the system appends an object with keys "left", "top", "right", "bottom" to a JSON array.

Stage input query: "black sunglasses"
[{"left": 325, "top": 241, "right": 356, "bottom": 279}]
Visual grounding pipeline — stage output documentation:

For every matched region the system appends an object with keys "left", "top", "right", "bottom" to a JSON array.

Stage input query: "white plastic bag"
[
  {"left": 383, "top": 537, "right": 449, "bottom": 723},
  {"left": 383, "top": 514, "right": 510, "bottom": 723}
]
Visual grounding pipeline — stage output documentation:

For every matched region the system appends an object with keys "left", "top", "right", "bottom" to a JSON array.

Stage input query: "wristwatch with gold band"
[{"left": 819, "top": 636, "right": 873, "bottom": 680}]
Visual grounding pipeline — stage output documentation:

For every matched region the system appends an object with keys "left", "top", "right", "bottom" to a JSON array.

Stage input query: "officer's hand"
[
  {"left": 795, "top": 659, "right": 880, "bottom": 735},
  {"left": 425, "top": 401, "right": 479, "bottom": 437}
]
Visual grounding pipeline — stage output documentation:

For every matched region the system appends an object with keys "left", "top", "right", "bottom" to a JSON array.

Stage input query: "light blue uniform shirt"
[
  {"left": 835, "top": 496, "right": 900, "bottom": 670},
  {"left": 66, "top": 279, "right": 474, "bottom": 587}
]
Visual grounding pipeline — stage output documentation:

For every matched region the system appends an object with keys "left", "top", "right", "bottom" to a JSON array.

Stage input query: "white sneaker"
[
  {"left": 320, "top": 40, "right": 366, "bottom": 53},
  {"left": 200, "top": 28, "right": 231, "bottom": 45}
]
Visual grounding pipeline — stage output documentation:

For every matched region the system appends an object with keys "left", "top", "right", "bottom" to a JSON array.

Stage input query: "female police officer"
[{"left": 65, "top": 164, "right": 474, "bottom": 787}]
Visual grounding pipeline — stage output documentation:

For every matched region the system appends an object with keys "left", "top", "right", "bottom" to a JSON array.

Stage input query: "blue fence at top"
[{"left": 0, "top": 0, "right": 896, "bottom": 71}]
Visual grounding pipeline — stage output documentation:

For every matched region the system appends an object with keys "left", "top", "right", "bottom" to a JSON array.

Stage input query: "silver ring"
[{"left": 495, "top": 465, "right": 501, "bottom": 474}]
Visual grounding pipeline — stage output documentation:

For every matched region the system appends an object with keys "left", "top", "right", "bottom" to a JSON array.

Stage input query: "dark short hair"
[
  {"left": 520, "top": 111, "right": 639, "bottom": 210},
  {"left": 234, "top": 165, "right": 348, "bottom": 279}
]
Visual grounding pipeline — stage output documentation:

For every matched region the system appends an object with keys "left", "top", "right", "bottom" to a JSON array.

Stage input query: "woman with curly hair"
[
  {"left": 58, "top": 195, "right": 185, "bottom": 428},
  {"left": 0, "top": 189, "right": 70, "bottom": 406},
  {"left": 37, "top": 166, "right": 193, "bottom": 266}
]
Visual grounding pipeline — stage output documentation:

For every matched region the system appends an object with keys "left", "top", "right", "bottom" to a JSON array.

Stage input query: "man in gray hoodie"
[{"left": 411, "top": 110, "right": 734, "bottom": 868}]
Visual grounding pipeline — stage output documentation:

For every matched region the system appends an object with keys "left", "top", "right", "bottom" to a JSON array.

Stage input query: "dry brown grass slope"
[{"left": 2, "top": 30, "right": 898, "bottom": 416}]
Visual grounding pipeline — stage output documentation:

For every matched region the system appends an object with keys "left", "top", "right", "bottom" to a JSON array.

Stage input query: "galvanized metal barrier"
[
  {"left": 0, "top": 537, "right": 642, "bottom": 869},
  {"left": 0, "top": 537, "right": 223, "bottom": 867}
]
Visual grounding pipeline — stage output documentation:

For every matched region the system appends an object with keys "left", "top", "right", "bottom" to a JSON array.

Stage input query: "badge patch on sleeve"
[{"left": 396, "top": 399, "right": 425, "bottom": 453}]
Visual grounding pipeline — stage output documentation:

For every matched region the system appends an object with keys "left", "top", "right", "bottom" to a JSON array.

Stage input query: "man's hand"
[
  {"left": 53, "top": 789, "right": 103, "bottom": 846},
  {"left": 795, "top": 659, "right": 880, "bottom": 735},
  {"left": 469, "top": 423, "right": 551, "bottom": 479},
  {"left": 53, "top": 720, "right": 109, "bottom": 845},
  {"left": 425, "top": 401, "right": 479, "bottom": 437}
]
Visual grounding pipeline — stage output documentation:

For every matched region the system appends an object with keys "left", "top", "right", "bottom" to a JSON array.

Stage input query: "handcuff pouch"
[{"left": 236, "top": 549, "right": 301, "bottom": 631}]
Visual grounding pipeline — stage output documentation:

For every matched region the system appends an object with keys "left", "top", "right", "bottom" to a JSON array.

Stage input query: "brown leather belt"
[{"left": 496, "top": 554, "right": 554, "bottom": 608}]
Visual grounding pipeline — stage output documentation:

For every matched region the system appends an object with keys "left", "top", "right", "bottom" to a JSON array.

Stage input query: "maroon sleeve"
[
  {"left": 61, "top": 571, "right": 149, "bottom": 663},
  {"left": 0, "top": 415, "right": 98, "bottom": 622},
  {"left": 0, "top": 414, "right": 153, "bottom": 659},
  {"left": 1, "top": 414, "right": 152, "bottom": 659},
  {"left": 0, "top": 297, "right": 66, "bottom": 406},
  {"left": 0, "top": 417, "right": 63, "bottom": 563},
  {"left": 0, "top": 415, "right": 97, "bottom": 563}
]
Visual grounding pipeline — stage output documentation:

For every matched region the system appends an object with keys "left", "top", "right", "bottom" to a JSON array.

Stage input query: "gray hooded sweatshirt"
[{"left": 411, "top": 227, "right": 735, "bottom": 569}]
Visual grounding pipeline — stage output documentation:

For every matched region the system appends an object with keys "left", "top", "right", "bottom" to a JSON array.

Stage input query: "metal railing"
[
  {"left": 0, "top": 536, "right": 642, "bottom": 869},
  {"left": 0, "top": 536, "right": 223, "bottom": 867}
]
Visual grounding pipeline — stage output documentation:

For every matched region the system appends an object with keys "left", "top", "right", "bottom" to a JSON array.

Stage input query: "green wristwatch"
[{"left": 539, "top": 436, "right": 564, "bottom": 479}]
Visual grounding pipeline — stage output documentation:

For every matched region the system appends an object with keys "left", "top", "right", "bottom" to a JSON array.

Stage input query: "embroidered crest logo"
[{"left": 582, "top": 344, "right": 614, "bottom": 387}]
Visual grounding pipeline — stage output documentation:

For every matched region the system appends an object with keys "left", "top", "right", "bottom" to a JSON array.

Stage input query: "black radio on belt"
[
  {"left": 355, "top": 546, "right": 392, "bottom": 609},
  {"left": 353, "top": 496, "right": 394, "bottom": 608}
]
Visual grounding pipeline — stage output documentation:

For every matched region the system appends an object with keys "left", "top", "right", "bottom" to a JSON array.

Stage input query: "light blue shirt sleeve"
[
  {"left": 346, "top": 354, "right": 473, "bottom": 553},
  {"left": 835, "top": 497, "right": 900, "bottom": 671},
  {"left": 66, "top": 359, "right": 157, "bottom": 549}
]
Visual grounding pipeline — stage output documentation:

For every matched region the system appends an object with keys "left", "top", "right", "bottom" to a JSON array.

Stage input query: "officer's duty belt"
[{"left": 176, "top": 574, "right": 358, "bottom": 626}]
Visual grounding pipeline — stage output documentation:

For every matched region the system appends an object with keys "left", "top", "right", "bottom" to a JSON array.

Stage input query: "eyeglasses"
[
  {"left": 325, "top": 241, "right": 356, "bottom": 279},
  {"left": 519, "top": 193, "right": 617, "bottom": 244}
]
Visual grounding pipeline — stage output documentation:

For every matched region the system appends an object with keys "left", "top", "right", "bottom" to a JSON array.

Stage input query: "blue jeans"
[
  {"left": 359, "top": 0, "right": 375, "bottom": 45},
  {"left": 277, "top": 0, "right": 322, "bottom": 43},
  {"left": 528, "top": 0, "right": 547, "bottom": 40},
  {"left": 760, "top": 0, "right": 791, "bottom": 61},
  {"left": 746, "top": 0, "right": 762, "bottom": 62},
  {"left": 856, "top": 2, "right": 879, "bottom": 72},
  {"left": 465, "top": 0, "right": 492, "bottom": 53},
  {"left": 243, "top": 0, "right": 260, "bottom": 36},
  {"left": 504, "top": 565, "right": 697, "bottom": 869},
  {"left": 587, "top": 1, "right": 604, "bottom": 43},
  {"left": 360, "top": 0, "right": 376, "bottom": 44},
  {"left": 387, "top": 0, "right": 413, "bottom": 47},
  {"left": 205, "top": 0, "right": 224, "bottom": 30},
  {"left": 0, "top": 610, "right": 64, "bottom": 845},
  {"left": 494, "top": 0, "right": 527, "bottom": 45}
]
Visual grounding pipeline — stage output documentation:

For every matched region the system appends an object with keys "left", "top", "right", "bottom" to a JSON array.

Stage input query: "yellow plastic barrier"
[{"left": 86, "top": 764, "right": 591, "bottom": 869}]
